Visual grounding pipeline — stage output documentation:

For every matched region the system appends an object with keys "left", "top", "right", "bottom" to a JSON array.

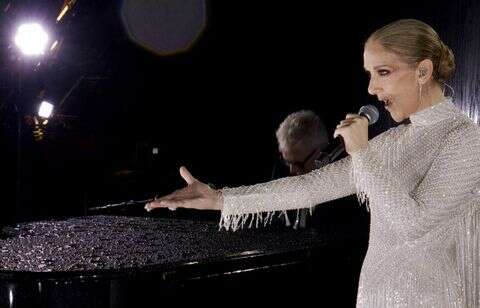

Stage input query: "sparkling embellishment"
[{"left": 220, "top": 99, "right": 480, "bottom": 307}]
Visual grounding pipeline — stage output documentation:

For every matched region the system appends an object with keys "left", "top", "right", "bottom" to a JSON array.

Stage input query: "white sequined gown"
[{"left": 220, "top": 99, "right": 480, "bottom": 307}]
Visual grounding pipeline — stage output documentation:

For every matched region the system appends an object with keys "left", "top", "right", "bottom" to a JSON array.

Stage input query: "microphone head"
[{"left": 359, "top": 104, "right": 379, "bottom": 125}]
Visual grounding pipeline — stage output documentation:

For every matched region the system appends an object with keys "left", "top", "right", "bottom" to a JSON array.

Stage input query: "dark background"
[{"left": 0, "top": 0, "right": 479, "bottom": 224}]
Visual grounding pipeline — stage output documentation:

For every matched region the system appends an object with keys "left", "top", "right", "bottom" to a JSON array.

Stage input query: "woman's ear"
[{"left": 417, "top": 59, "right": 434, "bottom": 84}]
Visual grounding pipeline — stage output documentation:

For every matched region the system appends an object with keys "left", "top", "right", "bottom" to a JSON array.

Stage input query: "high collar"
[{"left": 409, "top": 97, "right": 458, "bottom": 126}]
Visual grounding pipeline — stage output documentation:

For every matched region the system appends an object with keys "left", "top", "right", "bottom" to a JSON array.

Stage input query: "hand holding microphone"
[
  {"left": 315, "top": 105, "right": 379, "bottom": 166},
  {"left": 334, "top": 114, "right": 369, "bottom": 154}
]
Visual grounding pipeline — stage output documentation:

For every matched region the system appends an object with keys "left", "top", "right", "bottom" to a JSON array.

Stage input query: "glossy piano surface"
[{"left": 1, "top": 215, "right": 365, "bottom": 307}]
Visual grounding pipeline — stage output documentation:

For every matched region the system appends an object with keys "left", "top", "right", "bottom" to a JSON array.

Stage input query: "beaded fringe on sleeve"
[{"left": 219, "top": 157, "right": 356, "bottom": 231}]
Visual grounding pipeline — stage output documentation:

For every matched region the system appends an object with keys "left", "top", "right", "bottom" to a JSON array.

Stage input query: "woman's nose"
[{"left": 368, "top": 77, "right": 380, "bottom": 95}]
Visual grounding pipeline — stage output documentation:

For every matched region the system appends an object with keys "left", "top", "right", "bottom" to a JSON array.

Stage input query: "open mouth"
[{"left": 381, "top": 98, "right": 392, "bottom": 108}]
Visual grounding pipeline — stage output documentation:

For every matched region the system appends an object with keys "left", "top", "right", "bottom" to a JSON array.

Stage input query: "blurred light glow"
[
  {"left": 50, "top": 40, "right": 58, "bottom": 51},
  {"left": 121, "top": 0, "right": 206, "bottom": 55},
  {"left": 8, "top": 285, "right": 14, "bottom": 308},
  {"left": 57, "top": 5, "right": 69, "bottom": 22},
  {"left": 38, "top": 101, "right": 54, "bottom": 118},
  {"left": 14, "top": 23, "right": 49, "bottom": 56}
]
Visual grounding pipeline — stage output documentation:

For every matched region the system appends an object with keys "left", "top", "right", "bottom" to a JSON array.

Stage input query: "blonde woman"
[{"left": 147, "top": 19, "right": 480, "bottom": 307}]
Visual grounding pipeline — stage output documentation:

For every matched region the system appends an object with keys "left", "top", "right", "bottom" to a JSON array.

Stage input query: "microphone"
[{"left": 319, "top": 105, "right": 379, "bottom": 166}]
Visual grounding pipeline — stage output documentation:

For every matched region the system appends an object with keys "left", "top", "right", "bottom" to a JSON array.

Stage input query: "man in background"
[{"left": 272, "top": 110, "right": 330, "bottom": 228}]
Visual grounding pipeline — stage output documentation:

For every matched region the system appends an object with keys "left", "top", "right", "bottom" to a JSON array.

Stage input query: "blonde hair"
[
  {"left": 367, "top": 19, "right": 455, "bottom": 83},
  {"left": 276, "top": 110, "right": 328, "bottom": 151}
]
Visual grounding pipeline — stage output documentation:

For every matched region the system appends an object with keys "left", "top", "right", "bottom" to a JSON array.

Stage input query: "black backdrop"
[{"left": 0, "top": 0, "right": 479, "bottom": 223}]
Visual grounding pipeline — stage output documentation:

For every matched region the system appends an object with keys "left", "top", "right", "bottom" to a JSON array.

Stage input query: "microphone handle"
[
  {"left": 326, "top": 112, "right": 371, "bottom": 163},
  {"left": 316, "top": 112, "right": 375, "bottom": 168},
  {"left": 326, "top": 136, "right": 345, "bottom": 163}
]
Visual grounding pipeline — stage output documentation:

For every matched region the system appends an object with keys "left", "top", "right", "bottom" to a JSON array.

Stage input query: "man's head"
[{"left": 276, "top": 110, "right": 329, "bottom": 175}]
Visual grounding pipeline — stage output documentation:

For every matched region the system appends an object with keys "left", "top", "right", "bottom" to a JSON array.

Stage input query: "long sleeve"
[
  {"left": 351, "top": 122, "right": 480, "bottom": 241},
  {"left": 219, "top": 156, "right": 356, "bottom": 231},
  {"left": 350, "top": 100, "right": 480, "bottom": 307},
  {"left": 455, "top": 203, "right": 480, "bottom": 308}
]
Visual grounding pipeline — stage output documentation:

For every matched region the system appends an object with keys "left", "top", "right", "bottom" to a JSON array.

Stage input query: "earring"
[
  {"left": 443, "top": 82, "right": 455, "bottom": 99},
  {"left": 419, "top": 82, "right": 423, "bottom": 103},
  {"left": 419, "top": 68, "right": 427, "bottom": 77}
]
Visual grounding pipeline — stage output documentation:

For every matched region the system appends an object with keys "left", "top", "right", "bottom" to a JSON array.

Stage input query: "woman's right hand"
[{"left": 145, "top": 166, "right": 223, "bottom": 212}]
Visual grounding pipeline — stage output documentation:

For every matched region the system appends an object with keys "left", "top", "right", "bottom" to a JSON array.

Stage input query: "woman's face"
[{"left": 363, "top": 41, "right": 421, "bottom": 122}]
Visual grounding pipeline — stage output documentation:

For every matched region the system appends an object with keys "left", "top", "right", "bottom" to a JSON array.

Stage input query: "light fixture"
[
  {"left": 57, "top": 0, "right": 77, "bottom": 22},
  {"left": 57, "top": 5, "right": 69, "bottom": 22},
  {"left": 38, "top": 101, "right": 54, "bottom": 118},
  {"left": 14, "top": 23, "right": 49, "bottom": 56}
]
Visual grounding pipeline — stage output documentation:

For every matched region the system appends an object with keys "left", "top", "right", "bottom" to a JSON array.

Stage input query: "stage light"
[
  {"left": 38, "top": 101, "right": 54, "bottom": 118},
  {"left": 57, "top": 5, "right": 69, "bottom": 22},
  {"left": 57, "top": 0, "right": 76, "bottom": 22},
  {"left": 14, "top": 23, "right": 49, "bottom": 56}
]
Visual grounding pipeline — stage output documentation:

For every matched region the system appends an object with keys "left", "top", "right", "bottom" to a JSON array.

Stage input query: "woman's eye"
[{"left": 378, "top": 70, "right": 390, "bottom": 76}]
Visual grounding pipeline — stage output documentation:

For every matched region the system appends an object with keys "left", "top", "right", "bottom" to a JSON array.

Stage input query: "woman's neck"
[{"left": 417, "top": 82, "right": 446, "bottom": 112}]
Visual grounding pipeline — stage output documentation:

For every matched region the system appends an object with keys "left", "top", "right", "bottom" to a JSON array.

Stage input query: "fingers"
[
  {"left": 336, "top": 119, "right": 355, "bottom": 128},
  {"left": 335, "top": 114, "right": 368, "bottom": 132},
  {"left": 333, "top": 127, "right": 346, "bottom": 139},
  {"left": 345, "top": 113, "right": 369, "bottom": 125},
  {"left": 145, "top": 198, "right": 182, "bottom": 211},
  {"left": 145, "top": 201, "right": 178, "bottom": 212},
  {"left": 145, "top": 197, "right": 197, "bottom": 212},
  {"left": 345, "top": 113, "right": 360, "bottom": 119},
  {"left": 145, "top": 189, "right": 188, "bottom": 211},
  {"left": 145, "top": 200, "right": 163, "bottom": 211},
  {"left": 144, "top": 200, "right": 155, "bottom": 211},
  {"left": 333, "top": 117, "right": 362, "bottom": 139},
  {"left": 144, "top": 166, "right": 203, "bottom": 212},
  {"left": 180, "top": 166, "right": 197, "bottom": 185},
  {"left": 334, "top": 119, "right": 356, "bottom": 138},
  {"left": 153, "top": 188, "right": 189, "bottom": 203}
]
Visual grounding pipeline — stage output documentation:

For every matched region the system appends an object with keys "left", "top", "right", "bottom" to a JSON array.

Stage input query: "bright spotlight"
[
  {"left": 14, "top": 23, "right": 49, "bottom": 56},
  {"left": 38, "top": 101, "right": 54, "bottom": 118}
]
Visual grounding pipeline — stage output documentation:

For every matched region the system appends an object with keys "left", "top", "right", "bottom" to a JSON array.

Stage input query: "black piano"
[{"left": 0, "top": 215, "right": 366, "bottom": 307}]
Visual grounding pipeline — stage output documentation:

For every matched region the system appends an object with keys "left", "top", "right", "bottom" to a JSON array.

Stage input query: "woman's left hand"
[{"left": 333, "top": 113, "right": 369, "bottom": 155}]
